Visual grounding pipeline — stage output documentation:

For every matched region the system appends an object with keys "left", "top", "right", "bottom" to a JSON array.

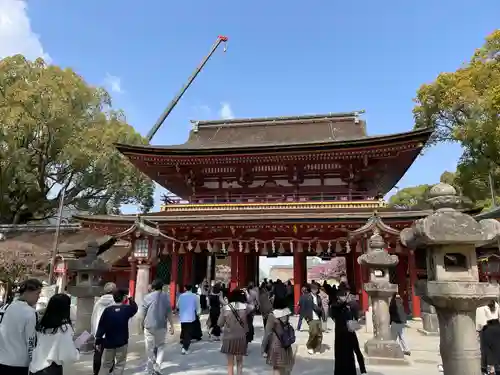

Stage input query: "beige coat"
[{"left": 217, "top": 302, "right": 249, "bottom": 340}]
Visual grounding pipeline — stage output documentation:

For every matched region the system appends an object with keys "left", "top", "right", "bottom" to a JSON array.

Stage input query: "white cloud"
[
  {"left": 219, "top": 102, "right": 234, "bottom": 120},
  {"left": 104, "top": 73, "right": 123, "bottom": 94},
  {"left": 0, "top": 0, "right": 49, "bottom": 61}
]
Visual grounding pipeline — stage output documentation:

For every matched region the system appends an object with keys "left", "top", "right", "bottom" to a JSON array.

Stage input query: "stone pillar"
[
  {"left": 418, "top": 299, "right": 439, "bottom": 335},
  {"left": 135, "top": 264, "right": 151, "bottom": 307},
  {"left": 74, "top": 293, "right": 95, "bottom": 333},
  {"left": 358, "top": 231, "right": 408, "bottom": 366},
  {"left": 66, "top": 241, "right": 109, "bottom": 352},
  {"left": 400, "top": 182, "right": 500, "bottom": 375},
  {"left": 56, "top": 273, "right": 67, "bottom": 294},
  {"left": 132, "top": 263, "right": 151, "bottom": 334}
]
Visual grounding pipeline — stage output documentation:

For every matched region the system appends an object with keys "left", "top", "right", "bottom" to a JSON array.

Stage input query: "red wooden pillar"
[
  {"left": 408, "top": 249, "right": 421, "bottom": 319},
  {"left": 359, "top": 264, "right": 369, "bottom": 312},
  {"left": 254, "top": 256, "right": 260, "bottom": 286},
  {"left": 346, "top": 250, "right": 355, "bottom": 291},
  {"left": 397, "top": 254, "right": 410, "bottom": 314},
  {"left": 128, "top": 261, "right": 137, "bottom": 298},
  {"left": 230, "top": 251, "right": 238, "bottom": 291},
  {"left": 354, "top": 243, "right": 369, "bottom": 312},
  {"left": 244, "top": 254, "right": 256, "bottom": 286},
  {"left": 170, "top": 251, "right": 179, "bottom": 308},
  {"left": 149, "top": 237, "right": 157, "bottom": 285},
  {"left": 182, "top": 252, "right": 192, "bottom": 288},
  {"left": 293, "top": 251, "right": 304, "bottom": 314},
  {"left": 238, "top": 252, "right": 246, "bottom": 288}
]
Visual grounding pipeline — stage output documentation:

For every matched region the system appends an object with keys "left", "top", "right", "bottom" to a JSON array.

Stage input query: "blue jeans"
[{"left": 297, "top": 315, "right": 303, "bottom": 330}]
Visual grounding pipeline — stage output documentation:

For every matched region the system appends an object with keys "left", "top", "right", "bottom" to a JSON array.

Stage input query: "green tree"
[
  {"left": 387, "top": 185, "right": 432, "bottom": 209},
  {"left": 0, "top": 55, "right": 154, "bottom": 224},
  {"left": 412, "top": 30, "right": 500, "bottom": 209}
]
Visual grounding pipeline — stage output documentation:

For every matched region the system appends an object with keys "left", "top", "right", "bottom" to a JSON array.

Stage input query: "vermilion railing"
[{"left": 161, "top": 191, "right": 379, "bottom": 205}]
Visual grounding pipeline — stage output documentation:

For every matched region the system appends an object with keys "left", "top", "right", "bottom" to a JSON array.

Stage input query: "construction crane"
[{"left": 146, "top": 35, "right": 229, "bottom": 142}]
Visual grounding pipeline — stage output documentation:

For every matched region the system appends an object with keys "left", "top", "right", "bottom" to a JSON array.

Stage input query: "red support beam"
[
  {"left": 230, "top": 251, "right": 238, "bottom": 291},
  {"left": 355, "top": 241, "right": 369, "bottom": 312},
  {"left": 128, "top": 261, "right": 137, "bottom": 298},
  {"left": 397, "top": 254, "right": 410, "bottom": 314},
  {"left": 238, "top": 252, "right": 246, "bottom": 288},
  {"left": 182, "top": 252, "right": 192, "bottom": 288},
  {"left": 293, "top": 251, "right": 305, "bottom": 314},
  {"left": 408, "top": 249, "right": 421, "bottom": 319},
  {"left": 170, "top": 252, "right": 179, "bottom": 308}
]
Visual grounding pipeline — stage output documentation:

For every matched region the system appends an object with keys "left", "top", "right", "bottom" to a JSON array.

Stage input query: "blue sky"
[{"left": 2, "top": 0, "right": 498, "bottom": 272}]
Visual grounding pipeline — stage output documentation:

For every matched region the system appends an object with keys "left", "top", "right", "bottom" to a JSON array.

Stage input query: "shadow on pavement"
[{"left": 119, "top": 339, "right": 382, "bottom": 375}]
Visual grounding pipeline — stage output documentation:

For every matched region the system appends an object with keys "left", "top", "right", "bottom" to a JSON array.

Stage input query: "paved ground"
[{"left": 68, "top": 316, "right": 444, "bottom": 375}]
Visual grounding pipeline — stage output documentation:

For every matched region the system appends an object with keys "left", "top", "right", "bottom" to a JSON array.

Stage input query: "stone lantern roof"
[
  {"left": 357, "top": 230, "right": 399, "bottom": 269},
  {"left": 401, "top": 182, "right": 500, "bottom": 248}
]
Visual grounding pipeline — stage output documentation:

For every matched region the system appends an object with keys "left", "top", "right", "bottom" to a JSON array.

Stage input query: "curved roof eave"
[{"left": 114, "top": 128, "right": 433, "bottom": 156}]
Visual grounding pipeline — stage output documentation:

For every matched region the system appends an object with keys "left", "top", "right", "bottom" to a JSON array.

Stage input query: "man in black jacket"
[
  {"left": 389, "top": 293, "right": 410, "bottom": 356},
  {"left": 95, "top": 289, "right": 138, "bottom": 375},
  {"left": 298, "top": 283, "right": 323, "bottom": 355}
]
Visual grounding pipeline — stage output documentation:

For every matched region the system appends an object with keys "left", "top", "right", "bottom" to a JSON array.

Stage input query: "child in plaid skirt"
[{"left": 261, "top": 298, "right": 294, "bottom": 375}]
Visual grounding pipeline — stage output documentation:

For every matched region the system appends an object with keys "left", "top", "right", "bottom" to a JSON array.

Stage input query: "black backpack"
[{"left": 275, "top": 321, "right": 296, "bottom": 349}]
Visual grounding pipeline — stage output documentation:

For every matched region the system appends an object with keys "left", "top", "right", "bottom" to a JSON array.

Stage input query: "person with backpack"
[
  {"left": 218, "top": 288, "right": 251, "bottom": 375},
  {"left": 261, "top": 296, "right": 295, "bottom": 375}
]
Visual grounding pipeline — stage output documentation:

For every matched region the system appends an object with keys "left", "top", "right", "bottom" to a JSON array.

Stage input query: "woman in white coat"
[{"left": 30, "top": 294, "right": 79, "bottom": 375}]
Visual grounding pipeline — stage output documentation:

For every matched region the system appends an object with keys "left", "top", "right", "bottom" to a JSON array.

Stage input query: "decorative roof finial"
[{"left": 369, "top": 229, "right": 385, "bottom": 251}]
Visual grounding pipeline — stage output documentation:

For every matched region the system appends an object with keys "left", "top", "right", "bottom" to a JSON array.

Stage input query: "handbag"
[{"left": 347, "top": 319, "right": 361, "bottom": 332}]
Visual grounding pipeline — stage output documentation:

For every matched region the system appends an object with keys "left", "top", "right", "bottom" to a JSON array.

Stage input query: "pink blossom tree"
[{"left": 308, "top": 257, "right": 346, "bottom": 281}]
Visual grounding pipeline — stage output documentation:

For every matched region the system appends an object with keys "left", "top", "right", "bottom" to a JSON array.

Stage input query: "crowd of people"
[
  {"left": 0, "top": 277, "right": 368, "bottom": 375},
  {"left": 177, "top": 278, "right": 369, "bottom": 375},
  {"left": 4, "top": 276, "right": 482, "bottom": 375}
]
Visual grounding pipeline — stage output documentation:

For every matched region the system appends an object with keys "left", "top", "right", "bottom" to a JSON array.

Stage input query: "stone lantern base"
[
  {"left": 364, "top": 339, "right": 410, "bottom": 366},
  {"left": 67, "top": 285, "right": 103, "bottom": 353},
  {"left": 418, "top": 312, "right": 439, "bottom": 336}
]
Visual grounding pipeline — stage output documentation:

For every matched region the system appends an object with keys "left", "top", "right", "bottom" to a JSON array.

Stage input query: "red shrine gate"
[
  {"left": 77, "top": 213, "right": 426, "bottom": 318},
  {"left": 76, "top": 112, "right": 437, "bottom": 319}
]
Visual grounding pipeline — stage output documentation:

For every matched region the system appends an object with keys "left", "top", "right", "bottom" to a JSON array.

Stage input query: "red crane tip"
[{"left": 218, "top": 35, "right": 229, "bottom": 42}]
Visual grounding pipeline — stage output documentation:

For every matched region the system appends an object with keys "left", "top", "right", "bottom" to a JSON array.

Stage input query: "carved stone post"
[
  {"left": 66, "top": 241, "right": 110, "bottom": 352},
  {"left": 131, "top": 263, "right": 151, "bottom": 334},
  {"left": 418, "top": 299, "right": 439, "bottom": 335},
  {"left": 401, "top": 183, "right": 500, "bottom": 375},
  {"left": 358, "top": 231, "right": 408, "bottom": 365}
]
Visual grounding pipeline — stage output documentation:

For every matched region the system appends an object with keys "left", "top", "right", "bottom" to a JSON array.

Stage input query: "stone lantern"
[
  {"left": 357, "top": 230, "right": 408, "bottom": 365},
  {"left": 401, "top": 183, "right": 500, "bottom": 375},
  {"left": 66, "top": 240, "right": 110, "bottom": 352}
]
